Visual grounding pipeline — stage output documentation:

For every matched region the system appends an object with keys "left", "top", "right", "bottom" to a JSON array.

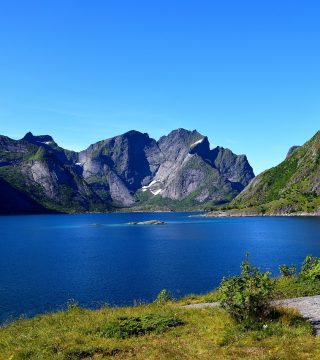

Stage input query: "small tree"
[
  {"left": 279, "top": 264, "right": 296, "bottom": 277},
  {"left": 219, "top": 255, "right": 274, "bottom": 325}
]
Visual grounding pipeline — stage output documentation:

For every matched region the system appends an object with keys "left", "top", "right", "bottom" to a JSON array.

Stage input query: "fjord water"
[{"left": 0, "top": 213, "right": 320, "bottom": 323}]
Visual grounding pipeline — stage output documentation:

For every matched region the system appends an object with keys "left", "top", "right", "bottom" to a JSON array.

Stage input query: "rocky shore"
[{"left": 203, "top": 210, "right": 320, "bottom": 218}]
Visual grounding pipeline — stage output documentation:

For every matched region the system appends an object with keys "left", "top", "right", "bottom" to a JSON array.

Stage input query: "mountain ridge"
[{"left": 0, "top": 128, "right": 254, "bottom": 213}]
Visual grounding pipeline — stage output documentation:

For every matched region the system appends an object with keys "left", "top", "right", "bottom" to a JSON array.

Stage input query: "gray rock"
[{"left": 128, "top": 220, "right": 166, "bottom": 225}]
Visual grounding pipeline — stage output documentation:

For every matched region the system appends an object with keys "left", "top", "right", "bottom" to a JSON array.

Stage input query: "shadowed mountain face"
[
  {"left": 0, "top": 134, "right": 107, "bottom": 213},
  {"left": 0, "top": 129, "right": 255, "bottom": 213},
  {"left": 78, "top": 130, "right": 163, "bottom": 206},
  {"left": 231, "top": 131, "right": 320, "bottom": 214},
  {"left": 0, "top": 178, "right": 55, "bottom": 214}
]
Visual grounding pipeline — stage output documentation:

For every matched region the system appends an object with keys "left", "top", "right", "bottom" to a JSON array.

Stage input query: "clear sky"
[{"left": 0, "top": 0, "right": 319, "bottom": 174}]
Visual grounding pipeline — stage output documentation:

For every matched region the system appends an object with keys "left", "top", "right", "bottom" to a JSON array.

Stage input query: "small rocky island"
[{"left": 128, "top": 220, "right": 167, "bottom": 225}]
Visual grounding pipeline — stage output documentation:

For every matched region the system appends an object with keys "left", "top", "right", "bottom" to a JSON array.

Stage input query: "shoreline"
[{"left": 202, "top": 211, "right": 320, "bottom": 218}]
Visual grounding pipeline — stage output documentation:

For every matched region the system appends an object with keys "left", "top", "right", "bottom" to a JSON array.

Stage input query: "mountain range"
[{"left": 0, "top": 129, "right": 254, "bottom": 214}]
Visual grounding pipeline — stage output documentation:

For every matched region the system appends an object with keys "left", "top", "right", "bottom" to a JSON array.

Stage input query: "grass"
[
  {"left": 1, "top": 275, "right": 320, "bottom": 360},
  {"left": 2, "top": 274, "right": 320, "bottom": 359},
  {"left": 274, "top": 276, "right": 320, "bottom": 299},
  {"left": 1, "top": 302, "right": 318, "bottom": 360},
  {"left": 98, "top": 313, "right": 184, "bottom": 339}
]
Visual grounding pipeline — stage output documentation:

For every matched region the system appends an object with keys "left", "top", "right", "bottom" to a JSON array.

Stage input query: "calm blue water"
[{"left": 0, "top": 213, "right": 320, "bottom": 323}]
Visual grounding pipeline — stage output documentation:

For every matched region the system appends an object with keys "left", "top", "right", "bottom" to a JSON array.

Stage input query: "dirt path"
[{"left": 183, "top": 295, "right": 320, "bottom": 335}]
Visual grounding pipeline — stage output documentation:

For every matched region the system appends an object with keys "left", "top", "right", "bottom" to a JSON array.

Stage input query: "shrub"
[
  {"left": 218, "top": 256, "right": 274, "bottom": 325},
  {"left": 300, "top": 255, "right": 320, "bottom": 280},
  {"left": 154, "top": 289, "right": 172, "bottom": 304},
  {"left": 67, "top": 299, "right": 80, "bottom": 310},
  {"left": 279, "top": 264, "right": 296, "bottom": 277},
  {"left": 99, "top": 313, "right": 183, "bottom": 339}
]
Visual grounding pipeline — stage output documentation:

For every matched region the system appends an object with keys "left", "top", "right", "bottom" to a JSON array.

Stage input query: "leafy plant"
[
  {"left": 218, "top": 255, "right": 275, "bottom": 325},
  {"left": 279, "top": 264, "right": 296, "bottom": 277},
  {"left": 154, "top": 289, "right": 172, "bottom": 304},
  {"left": 300, "top": 255, "right": 320, "bottom": 280},
  {"left": 99, "top": 313, "right": 183, "bottom": 339}
]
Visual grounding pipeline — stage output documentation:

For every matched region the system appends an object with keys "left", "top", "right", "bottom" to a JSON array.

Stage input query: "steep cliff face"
[
  {"left": 231, "top": 131, "right": 320, "bottom": 214},
  {"left": 140, "top": 129, "right": 252, "bottom": 205},
  {"left": 0, "top": 129, "right": 255, "bottom": 213},
  {"left": 0, "top": 133, "right": 106, "bottom": 212},
  {"left": 210, "top": 147, "right": 254, "bottom": 190},
  {"left": 78, "top": 130, "right": 163, "bottom": 206}
]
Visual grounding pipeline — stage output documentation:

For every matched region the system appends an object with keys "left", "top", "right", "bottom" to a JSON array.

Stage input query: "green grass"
[
  {"left": 26, "top": 147, "right": 47, "bottom": 161},
  {"left": 0, "top": 302, "right": 318, "bottom": 360},
  {"left": 98, "top": 313, "right": 184, "bottom": 339},
  {"left": 2, "top": 275, "right": 320, "bottom": 360},
  {"left": 274, "top": 276, "right": 320, "bottom": 299}
]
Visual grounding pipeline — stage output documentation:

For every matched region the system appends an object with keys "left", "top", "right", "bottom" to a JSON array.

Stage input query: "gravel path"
[
  {"left": 274, "top": 295, "right": 320, "bottom": 335},
  {"left": 183, "top": 295, "right": 320, "bottom": 336}
]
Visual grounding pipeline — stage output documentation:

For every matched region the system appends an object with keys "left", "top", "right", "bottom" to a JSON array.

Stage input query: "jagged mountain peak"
[
  {"left": 120, "top": 129, "right": 149, "bottom": 138},
  {"left": 22, "top": 132, "right": 54, "bottom": 145},
  {"left": 158, "top": 128, "right": 204, "bottom": 145}
]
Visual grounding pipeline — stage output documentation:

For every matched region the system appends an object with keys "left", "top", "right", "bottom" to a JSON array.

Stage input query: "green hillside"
[{"left": 228, "top": 131, "right": 320, "bottom": 215}]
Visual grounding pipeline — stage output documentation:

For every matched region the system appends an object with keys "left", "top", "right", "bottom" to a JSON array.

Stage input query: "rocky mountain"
[
  {"left": 0, "top": 129, "right": 254, "bottom": 213},
  {"left": 78, "top": 130, "right": 163, "bottom": 207},
  {"left": 135, "top": 129, "right": 254, "bottom": 209},
  {"left": 229, "top": 131, "right": 320, "bottom": 215},
  {"left": 0, "top": 133, "right": 106, "bottom": 213}
]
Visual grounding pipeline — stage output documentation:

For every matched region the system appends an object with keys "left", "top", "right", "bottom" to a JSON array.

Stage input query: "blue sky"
[{"left": 0, "top": 0, "right": 319, "bottom": 174}]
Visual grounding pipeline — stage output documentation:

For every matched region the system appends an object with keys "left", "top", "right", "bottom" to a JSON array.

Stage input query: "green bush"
[
  {"left": 300, "top": 255, "right": 320, "bottom": 280},
  {"left": 279, "top": 264, "right": 296, "bottom": 277},
  {"left": 218, "top": 256, "right": 275, "bottom": 325},
  {"left": 154, "top": 289, "right": 172, "bottom": 304},
  {"left": 99, "top": 313, "right": 183, "bottom": 339}
]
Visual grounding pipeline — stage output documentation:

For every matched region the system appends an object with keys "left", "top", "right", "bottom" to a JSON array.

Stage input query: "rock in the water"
[{"left": 128, "top": 220, "right": 167, "bottom": 225}]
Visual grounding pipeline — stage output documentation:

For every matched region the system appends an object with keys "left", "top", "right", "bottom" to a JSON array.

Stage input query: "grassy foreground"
[
  {"left": 0, "top": 302, "right": 318, "bottom": 360},
  {"left": 1, "top": 275, "right": 320, "bottom": 360}
]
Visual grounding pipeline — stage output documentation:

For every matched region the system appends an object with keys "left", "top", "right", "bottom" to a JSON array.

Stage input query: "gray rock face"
[
  {"left": 78, "top": 130, "right": 163, "bottom": 205},
  {"left": 0, "top": 133, "right": 105, "bottom": 213},
  {"left": 0, "top": 129, "right": 255, "bottom": 212},
  {"left": 210, "top": 147, "right": 254, "bottom": 190},
  {"left": 142, "top": 129, "right": 254, "bottom": 204}
]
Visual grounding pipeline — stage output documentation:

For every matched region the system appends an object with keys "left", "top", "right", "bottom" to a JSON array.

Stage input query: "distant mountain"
[
  {"left": 0, "top": 133, "right": 107, "bottom": 213},
  {"left": 229, "top": 131, "right": 320, "bottom": 215},
  {"left": 0, "top": 129, "right": 254, "bottom": 213}
]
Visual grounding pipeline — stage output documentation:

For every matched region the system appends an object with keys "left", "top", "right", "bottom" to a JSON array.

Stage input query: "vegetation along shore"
[{"left": 2, "top": 256, "right": 320, "bottom": 359}]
